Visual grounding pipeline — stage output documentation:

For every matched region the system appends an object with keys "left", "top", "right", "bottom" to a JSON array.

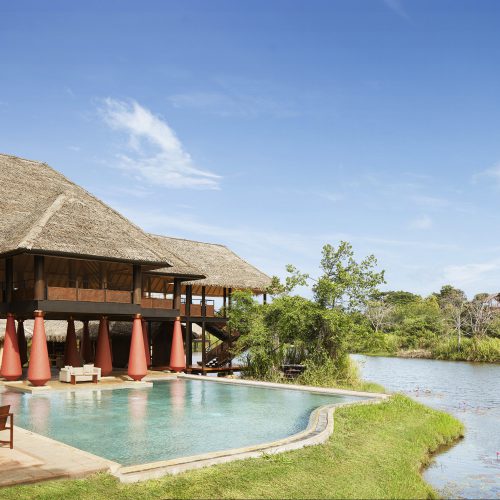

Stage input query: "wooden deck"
[{"left": 186, "top": 365, "right": 245, "bottom": 374}]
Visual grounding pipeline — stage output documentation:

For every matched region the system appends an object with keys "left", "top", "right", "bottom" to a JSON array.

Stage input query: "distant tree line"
[{"left": 358, "top": 285, "right": 500, "bottom": 361}]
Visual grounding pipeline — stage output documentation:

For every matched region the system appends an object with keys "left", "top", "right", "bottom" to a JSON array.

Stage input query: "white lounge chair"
[{"left": 59, "top": 364, "right": 101, "bottom": 384}]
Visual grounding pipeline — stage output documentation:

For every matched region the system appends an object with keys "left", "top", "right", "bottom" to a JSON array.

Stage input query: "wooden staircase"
[
  {"left": 201, "top": 340, "right": 233, "bottom": 368},
  {"left": 197, "top": 324, "right": 239, "bottom": 368}
]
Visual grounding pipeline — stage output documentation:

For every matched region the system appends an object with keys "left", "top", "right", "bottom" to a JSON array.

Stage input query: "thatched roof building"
[
  {"left": 150, "top": 235, "right": 272, "bottom": 296},
  {"left": 0, "top": 154, "right": 176, "bottom": 267}
]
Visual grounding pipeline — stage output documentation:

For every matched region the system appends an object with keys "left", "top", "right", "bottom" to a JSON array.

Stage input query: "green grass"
[
  {"left": 357, "top": 335, "right": 500, "bottom": 363},
  {"left": 3, "top": 395, "right": 463, "bottom": 500}
]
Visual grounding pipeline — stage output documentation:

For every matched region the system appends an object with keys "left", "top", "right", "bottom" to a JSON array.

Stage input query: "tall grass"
[{"left": 431, "top": 336, "right": 500, "bottom": 362}]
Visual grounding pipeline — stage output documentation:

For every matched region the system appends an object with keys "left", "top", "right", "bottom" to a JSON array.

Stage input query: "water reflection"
[
  {"left": 28, "top": 396, "right": 50, "bottom": 434},
  {"left": 170, "top": 379, "right": 186, "bottom": 418}
]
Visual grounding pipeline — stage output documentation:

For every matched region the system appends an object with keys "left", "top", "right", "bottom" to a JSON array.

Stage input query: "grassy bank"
[
  {"left": 356, "top": 335, "right": 500, "bottom": 363},
  {"left": 3, "top": 395, "right": 463, "bottom": 500}
]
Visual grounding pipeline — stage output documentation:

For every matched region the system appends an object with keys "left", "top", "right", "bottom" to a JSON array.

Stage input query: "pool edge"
[{"left": 113, "top": 379, "right": 387, "bottom": 483}]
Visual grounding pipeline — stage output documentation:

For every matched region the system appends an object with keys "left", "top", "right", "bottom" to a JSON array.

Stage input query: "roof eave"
[{"left": 0, "top": 248, "right": 173, "bottom": 269}]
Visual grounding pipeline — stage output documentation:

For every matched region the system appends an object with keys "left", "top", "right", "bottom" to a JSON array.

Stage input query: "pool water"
[{"left": 0, "top": 380, "right": 363, "bottom": 465}]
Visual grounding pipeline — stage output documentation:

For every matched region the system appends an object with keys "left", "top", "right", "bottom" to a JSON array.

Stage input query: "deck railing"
[{"left": 5, "top": 281, "right": 218, "bottom": 316}]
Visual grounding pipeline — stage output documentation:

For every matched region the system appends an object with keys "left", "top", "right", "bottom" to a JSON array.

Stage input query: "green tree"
[
  {"left": 379, "top": 290, "right": 421, "bottom": 306},
  {"left": 312, "top": 242, "right": 385, "bottom": 310}
]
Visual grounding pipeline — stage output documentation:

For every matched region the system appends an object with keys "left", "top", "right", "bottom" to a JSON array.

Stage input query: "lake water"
[{"left": 352, "top": 354, "right": 500, "bottom": 499}]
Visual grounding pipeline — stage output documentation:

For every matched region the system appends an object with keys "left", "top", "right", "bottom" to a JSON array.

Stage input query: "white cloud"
[
  {"left": 383, "top": 0, "right": 410, "bottom": 19},
  {"left": 100, "top": 98, "right": 221, "bottom": 189},
  {"left": 411, "top": 195, "right": 450, "bottom": 209},
  {"left": 410, "top": 214, "right": 432, "bottom": 229},
  {"left": 477, "top": 163, "right": 500, "bottom": 186},
  {"left": 168, "top": 91, "right": 297, "bottom": 118},
  {"left": 444, "top": 259, "right": 500, "bottom": 288}
]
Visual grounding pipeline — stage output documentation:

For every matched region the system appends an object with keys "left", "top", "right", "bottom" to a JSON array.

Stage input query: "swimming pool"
[{"left": 0, "top": 378, "right": 366, "bottom": 466}]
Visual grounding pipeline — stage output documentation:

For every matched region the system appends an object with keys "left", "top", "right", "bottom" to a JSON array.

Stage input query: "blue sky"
[{"left": 2, "top": 0, "right": 500, "bottom": 298}]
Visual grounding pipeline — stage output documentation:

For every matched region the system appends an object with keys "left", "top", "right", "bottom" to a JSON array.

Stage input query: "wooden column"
[
  {"left": 201, "top": 285, "right": 206, "bottom": 373},
  {"left": 263, "top": 293, "right": 267, "bottom": 305},
  {"left": 132, "top": 264, "right": 142, "bottom": 305},
  {"left": 102, "top": 264, "right": 108, "bottom": 302},
  {"left": 173, "top": 278, "right": 181, "bottom": 311},
  {"left": 34, "top": 255, "right": 46, "bottom": 300},
  {"left": 185, "top": 285, "right": 193, "bottom": 368},
  {"left": 223, "top": 287, "right": 227, "bottom": 317},
  {"left": 227, "top": 287, "right": 233, "bottom": 373},
  {"left": 4, "top": 257, "right": 13, "bottom": 303}
]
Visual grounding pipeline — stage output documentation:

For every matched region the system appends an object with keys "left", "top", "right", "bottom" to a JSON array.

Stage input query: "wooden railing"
[
  {"left": 6, "top": 283, "right": 218, "bottom": 316},
  {"left": 47, "top": 286, "right": 131, "bottom": 303}
]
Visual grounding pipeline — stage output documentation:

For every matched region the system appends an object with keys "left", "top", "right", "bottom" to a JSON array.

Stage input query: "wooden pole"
[
  {"left": 185, "top": 285, "right": 192, "bottom": 368},
  {"left": 132, "top": 264, "right": 142, "bottom": 305},
  {"left": 173, "top": 278, "right": 181, "bottom": 311},
  {"left": 5, "top": 257, "right": 13, "bottom": 303},
  {"left": 33, "top": 255, "right": 46, "bottom": 300},
  {"left": 227, "top": 288, "right": 233, "bottom": 373},
  {"left": 223, "top": 287, "right": 227, "bottom": 317},
  {"left": 201, "top": 286, "right": 206, "bottom": 373},
  {"left": 102, "top": 264, "right": 108, "bottom": 302},
  {"left": 263, "top": 293, "right": 267, "bottom": 305}
]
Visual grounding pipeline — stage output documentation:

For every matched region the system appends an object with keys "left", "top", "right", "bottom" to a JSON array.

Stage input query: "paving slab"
[{"left": 0, "top": 427, "right": 119, "bottom": 487}]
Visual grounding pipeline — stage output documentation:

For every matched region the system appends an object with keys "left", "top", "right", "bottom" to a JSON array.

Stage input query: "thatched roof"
[
  {"left": 150, "top": 235, "right": 272, "bottom": 295},
  {"left": 0, "top": 319, "right": 72, "bottom": 342},
  {"left": 0, "top": 154, "right": 176, "bottom": 267}
]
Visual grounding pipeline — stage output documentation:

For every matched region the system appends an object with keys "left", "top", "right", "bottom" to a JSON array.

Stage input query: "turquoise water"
[{"left": 0, "top": 380, "right": 363, "bottom": 465}]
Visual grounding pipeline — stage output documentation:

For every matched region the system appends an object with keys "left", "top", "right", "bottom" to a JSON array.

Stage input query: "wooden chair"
[{"left": 0, "top": 405, "right": 13, "bottom": 449}]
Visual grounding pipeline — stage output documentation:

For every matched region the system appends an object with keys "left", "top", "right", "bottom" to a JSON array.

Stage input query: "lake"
[{"left": 352, "top": 354, "right": 500, "bottom": 499}]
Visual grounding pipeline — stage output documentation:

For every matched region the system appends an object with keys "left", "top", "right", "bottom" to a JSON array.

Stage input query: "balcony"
[{"left": 4, "top": 282, "right": 218, "bottom": 317}]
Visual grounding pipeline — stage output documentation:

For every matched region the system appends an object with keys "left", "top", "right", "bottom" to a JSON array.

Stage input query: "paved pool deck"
[
  {"left": 0, "top": 373, "right": 388, "bottom": 487},
  {"left": 0, "top": 426, "right": 119, "bottom": 488},
  {"left": 0, "top": 369, "right": 175, "bottom": 487},
  {"left": 1, "top": 369, "right": 177, "bottom": 394}
]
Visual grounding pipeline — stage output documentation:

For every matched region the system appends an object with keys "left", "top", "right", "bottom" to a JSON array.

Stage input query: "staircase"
[
  {"left": 204, "top": 322, "right": 240, "bottom": 342},
  {"left": 196, "top": 323, "right": 239, "bottom": 368},
  {"left": 201, "top": 340, "right": 233, "bottom": 368}
]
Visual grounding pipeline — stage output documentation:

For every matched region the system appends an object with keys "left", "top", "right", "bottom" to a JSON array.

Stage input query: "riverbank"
[
  {"left": 352, "top": 354, "right": 500, "bottom": 497},
  {"left": 357, "top": 336, "right": 500, "bottom": 363},
  {"left": 2, "top": 395, "right": 463, "bottom": 499}
]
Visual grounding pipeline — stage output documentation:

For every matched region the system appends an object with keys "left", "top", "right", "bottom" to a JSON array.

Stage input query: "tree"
[
  {"left": 466, "top": 294, "right": 495, "bottom": 338},
  {"left": 365, "top": 299, "right": 394, "bottom": 333},
  {"left": 312, "top": 242, "right": 385, "bottom": 311},
  {"left": 380, "top": 290, "right": 421, "bottom": 306},
  {"left": 435, "top": 285, "right": 467, "bottom": 347}
]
